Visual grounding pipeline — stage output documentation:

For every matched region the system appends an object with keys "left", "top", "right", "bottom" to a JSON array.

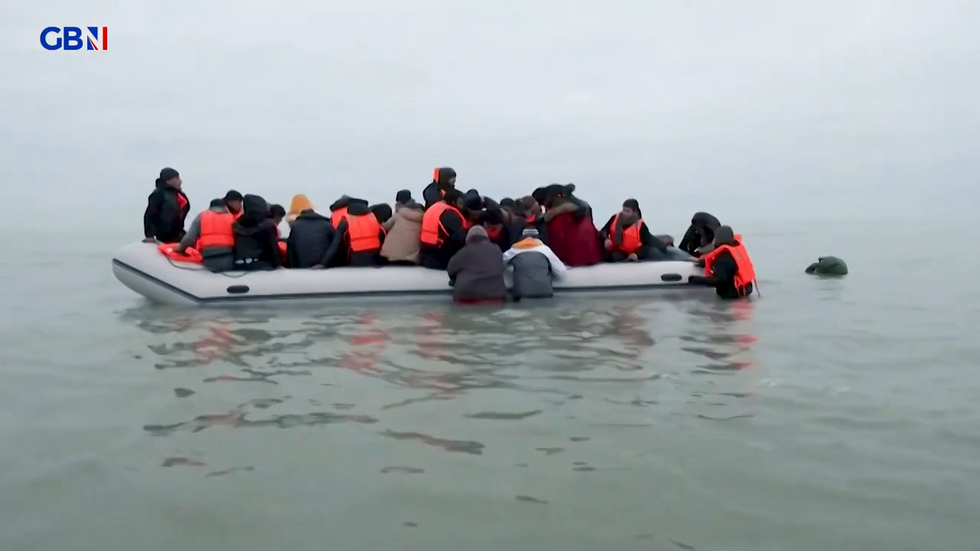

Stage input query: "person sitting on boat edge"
[
  {"left": 419, "top": 188, "right": 469, "bottom": 270},
  {"left": 540, "top": 184, "right": 603, "bottom": 267},
  {"left": 423, "top": 167, "right": 457, "bottom": 208},
  {"left": 380, "top": 200, "right": 424, "bottom": 265},
  {"left": 599, "top": 198, "right": 668, "bottom": 262},
  {"left": 233, "top": 194, "right": 282, "bottom": 271},
  {"left": 678, "top": 211, "right": 721, "bottom": 257},
  {"left": 143, "top": 167, "right": 190, "bottom": 244},
  {"left": 688, "top": 225, "right": 756, "bottom": 299},
  {"left": 286, "top": 205, "right": 337, "bottom": 269},
  {"left": 176, "top": 198, "right": 236, "bottom": 272},
  {"left": 502, "top": 227, "right": 566, "bottom": 301},
  {"left": 447, "top": 226, "right": 508, "bottom": 305},
  {"left": 324, "top": 201, "right": 386, "bottom": 267}
]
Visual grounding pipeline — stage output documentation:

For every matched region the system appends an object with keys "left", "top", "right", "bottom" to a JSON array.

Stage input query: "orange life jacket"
[
  {"left": 274, "top": 226, "right": 287, "bottom": 258},
  {"left": 157, "top": 242, "right": 202, "bottom": 264},
  {"left": 701, "top": 234, "right": 757, "bottom": 295},
  {"left": 347, "top": 213, "right": 382, "bottom": 252},
  {"left": 196, "top": 210, "right": 236, "bottom": 250},
  {"left": 420, "top": 202, "right": 465, "bottom": 247},
  {"left": 331, "top": 207, "right": 349, "bottom": 228},
  {"left": 607, "top": 214, "right": 644, "bottom": 255}
]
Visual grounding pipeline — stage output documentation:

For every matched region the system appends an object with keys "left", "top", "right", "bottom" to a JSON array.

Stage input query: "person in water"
[
  {"left": 380, "top": 200, "right": 424, "bottom": 265},
  {"left": 143, "top": 167, "right": 190, "bottom": 243},
  {"left": 541, "top": 184, "right": 603, "bottom": 267},
  {"left": 224, "top": 190, "right": 244, "bottom": 217},
  {"left": 447, "top": 226, "right": 507, "bottom": 305},
  {"left": 233, "top": 194, "right": 282, "bottom": 270},
  {"left": 679, "top": 212, "right": 721, "bottom": 257},
  {"left": 419, "top": 189, "right": 469, "bottom": 270},
  {"left": 286, "top": 204, "right": 337, "bottom": 269},
  {"left": 599, "top": 199, "right": 668, "bottom": 262},
  {"left": 177, "top": 198, "right": 236, "bottom": 272},
  {"left": 423, "top": 167, "right": 457, "bottom": 208},
  {"left": 688, "top": 225, "right": 756, "bottom": 299},
  {"left": 325, "top": 201, "right": 386, "bottom": 267},
  {"left": 502, "top": 227, "right": 567, "bottom": 301}
]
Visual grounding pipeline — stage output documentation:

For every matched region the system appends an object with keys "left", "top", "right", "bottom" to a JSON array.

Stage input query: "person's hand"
[
  {"left": 142, "top": 237, "right": 158, "bottom": 244},
  {"left": 604, "top": 239, "right": 613, "bottom": 250},
  {"left": 627, "top": 253, "right": 638, "bottom": 262},
  {"left": 310, "top": 264, "right": 324, "bottom": 270}
]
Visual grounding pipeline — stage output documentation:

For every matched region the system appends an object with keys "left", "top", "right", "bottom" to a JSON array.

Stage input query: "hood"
[
  {"left": 396, "top": 204, "right": 424, "bottom": 223},
  {"left": 692, "top": 211, "right": 720, "bottom": 229},
  {"left": 713, "top": 225, "right": 737, "bottom": 246},
  {"left": 433, "top": 167, "right": 457, "bottom": 188},
  {"left": 296, "top": 209, "right": 330, "bottom": 222},
  {"left": 622, "top": 198, "right": 642, "bottom": 220},
  {"left": 346, "top": 202, "right": 371, "bottom": 216},
  {"left": 465, "top": 225, "right": 489, "bottom": 244},
  {"left": 369, "top": 203, "right": 393, "bottom": 224},
  {"left": 462, "top": 189, "right": 484, "bottom": 211},
  {"left": 287, "top": 194, "right": 314, "bottom": 222},
  {"left": 237, "top": 194, "right": 270, "bottom": 227},
  {"left": 329, "top": 195, "right": 369, "bottom": 212}
]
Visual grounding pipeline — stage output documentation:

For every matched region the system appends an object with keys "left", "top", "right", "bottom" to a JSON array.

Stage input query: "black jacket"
[
  {"left": 233, "top": 195, "right": 281, "bottom": 268},
  {"left": 143, "top": 181, "right": 190, "bottom": 242},
  {"left": 286, "top": 210, "right": 336, "bottom": 268},
  {"left": 679, "top": 212, "right": 720, "bottom": 256},
  {"left": 325, "top": 202, "right": 386, "bottom": 267},
  {"left": 419, "top": 204, "right": 469, "bottom": 270},
  {"left": 689, "top": 248, "right": 753, "bottom": 299}
]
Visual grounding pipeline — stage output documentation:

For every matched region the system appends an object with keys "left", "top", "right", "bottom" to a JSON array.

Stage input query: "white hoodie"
[{"left": 502, "top": 237, "right": 568, "bottom": 280}]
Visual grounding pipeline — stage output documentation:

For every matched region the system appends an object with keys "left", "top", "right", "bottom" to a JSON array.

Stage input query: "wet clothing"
[
  {"left": 545, "top": 197, "right": 603, "bottom": 267},
  {"left": 419, "top": 201, "right": 469, "bottom": 270},
  {"left": 502, "top": 237, "right": 567, "bottom": 300},
  {"left": 144, "top": 179, "right": 190, "bottom": 243},
  {"left": 447, "top": 227, "right": 507, "bottom": 303},
  {"left": 380, "top": 203, "right": 423, "bottom": 264},
  {"left": 179, "top": 205, "right": 235, "bottom": 272},
  {"left": 326, "top": 202, "right": 385, "bottom": 267},
  {"left": 679, "top": 212, "right": 721, "bottom": 256},
  {"left": 599, "top": 214, "right": 668, "bottom": 261},
  {"left": 423, "top": 167, "right": 457, "bottom": 208},
  {"left": 689, "top": 226, "right": 755, "bottom": 299},
  {"left": 286, "top": 210, "right": 337, "bottom": 268},
  {"left": 233, "top": 195, "right": 281, "bottom": 270}
]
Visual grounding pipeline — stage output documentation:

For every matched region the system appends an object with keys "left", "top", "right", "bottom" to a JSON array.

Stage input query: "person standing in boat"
[
  {"left": 232, "top": 194, "right": 282, "bottom": 271},
  {"left": 419, "top": 189, "right": 469, "bottom": 270},
  {"left": 599, "top": 199, "right": 668, "bottom": 262},
  {"left": 688, "top": 225, "right": 757, "bottom": 299},
  {"left": 324, "top": 201, "right": 386, "bottom": 267},
  {"left": 502, "top": 227, "right": 566, "bottom": 301},
  {"left": 176, "top": 198, "right": 236, "bottom": 272},
  {"left": 678, "top": 212, "right": 721, "bottom": 257},
  {"left": 143, "top": 167, "right": 190, "bottom": 244},
  {"left": 447, "top": 226, "right": 507, "bottom": 305},
  {"left": 422, "top": 167, "right": 457, "bottom": 208}
]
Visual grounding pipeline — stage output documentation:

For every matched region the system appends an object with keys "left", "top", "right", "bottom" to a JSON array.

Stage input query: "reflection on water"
[{"left": 117, "top": 296, "right": 758, "bottom": 547}]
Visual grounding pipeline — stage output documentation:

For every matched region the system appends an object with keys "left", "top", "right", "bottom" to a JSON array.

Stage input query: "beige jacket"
[{"left": 380, "top": 206, "right": 423, "bottom": 263}]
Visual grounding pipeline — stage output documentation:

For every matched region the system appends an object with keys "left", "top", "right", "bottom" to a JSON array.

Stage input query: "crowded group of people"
[{"left": 143, "top": 167, "right": 756, "bottom": 300}]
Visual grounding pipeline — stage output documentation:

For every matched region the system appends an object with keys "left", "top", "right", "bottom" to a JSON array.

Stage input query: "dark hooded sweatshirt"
[
  {"left": 286, "top": 209, "right": 337, "bottom": 268},
  {"left": 325, "top": 202, "right": 386, "bottom": 267},
  {"left": 543, "top": 185, "right": 603, "bottom": 267},
  {"left": 598, "top": 200, "right": 667, "bottom": 260},
  {"left": 679, "top": 212, "right": 721, "bottom": 257},
  {"left": 419, "top": 198, "right": 469, "bottom": 271},
  {"left": 423, "top": 167, "right": 457, "bottom": 208},
  {"left": 447, "top": 227, "right": 507, "bottom": 303},
  {"left": 144, "top": 179, "right": 190, "bottom": 243},
  {"left": 233, "top": 194, "right": 281, "bottom": 270},
  {"left": 688, "top": 226, "right": 753, "bottom": 299}
]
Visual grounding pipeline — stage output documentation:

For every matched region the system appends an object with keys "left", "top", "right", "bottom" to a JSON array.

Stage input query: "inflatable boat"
[{"left": 111, "top": 241, "right": 706, "bottom": 307}]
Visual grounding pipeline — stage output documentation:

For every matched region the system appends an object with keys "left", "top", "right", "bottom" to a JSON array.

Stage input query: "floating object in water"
[{"left": 805, "top": 256, "right": 848, "bottom": 276}]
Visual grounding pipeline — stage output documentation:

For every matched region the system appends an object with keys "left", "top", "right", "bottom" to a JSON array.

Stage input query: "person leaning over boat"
[
  {"left": 286, "top": 204, "right": 337, "bottom": 269},
  {"left": 688, "top": 225, "right": 756, "bottom": 299},
  {"left": 233, "top": 194, "right": 282, "bottom": 271},
  {"left": 176, "top": 198, "right": 236, "bottom": 272},
  {"left": 502, "top": 227, "right": 567, "bottom": 301},
  {"left": 323, "top": 201, "right": 386, "bottom": 267},
  {"left": 447, "top": 226, "right": 507, "bottom": 305},
  {"left": 380, "top": 200, "right": 424, "bottom": 265},
  {"left": 419, "top": 189, "right": 469, "bottom": 270},
  {"left": 143, "top": 167, "right": 190, "bottom": 244},
  {"left": 678, "top": 211, "right": 721, "bottom": 257},
  {"left": 599, "top": 199, "right": 668, "bottom": 262}
]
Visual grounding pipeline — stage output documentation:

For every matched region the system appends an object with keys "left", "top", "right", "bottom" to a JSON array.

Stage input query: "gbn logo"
[{"left": 40, "top": 26, "right": 108, "bottom": 51}]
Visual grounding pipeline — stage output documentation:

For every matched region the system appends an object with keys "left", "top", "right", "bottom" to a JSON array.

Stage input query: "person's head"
[
  {"left": 462, "top": 189, "right": 484, "bottom": 212},
  {"left": 158, "top": 167, "right": 181, "bottom": 190},
  {"left": 712, "top": 225, "right": 736, "bottom": 246},
  {"left": 239, "top": 194, "right": 270, "bottom": 226},
  {"left": 269, "top": 204, "right": 286, "bottom": 225},
  {"left": 620, "top": 198, "right": 641, "bottom": 223},
  {"left": 518, "top": 195, "right": 541, "bottom": 218},
  {"left": 370, "top": 203, "right": 393, "bottom": 224},
  {"left": 465, "top": 225, "right": 489, "bottom": 244},
  {"left": 433, "top": 167, "right": 457, "bottom": 189},
  {"left": 482, "top": 209, "right": 503, "bottom": 234},
  {"left": 499, "top": 197, "right": 516, "bottom": 214},
  {"left": 443, "top": 188, "right": 465, "bottom": 210},
  {"left": 224, "top": 190, "right": 243, "bottom": 214},
  {"left": 395, "top": 189, "right": 413, "bottom": 211},
  {"left": 209, "top": 198, "right": 225, "bottom": 209}
]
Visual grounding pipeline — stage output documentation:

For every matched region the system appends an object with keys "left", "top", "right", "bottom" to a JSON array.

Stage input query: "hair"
[{"left": 269, "top": 204, "right": 286, "bottom": 218}]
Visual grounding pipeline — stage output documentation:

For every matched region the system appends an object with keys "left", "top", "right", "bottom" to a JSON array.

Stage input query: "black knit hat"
[
  {"left": 395, "top": 189, "right": 413, "bottom": 204},
  {"left": 159, "top": 167, "right": 179, "bottom": 181}
]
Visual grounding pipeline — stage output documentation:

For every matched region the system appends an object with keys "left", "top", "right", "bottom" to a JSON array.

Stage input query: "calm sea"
[{"left": 1, "top": 217, "right": 978, "bottom": 551}]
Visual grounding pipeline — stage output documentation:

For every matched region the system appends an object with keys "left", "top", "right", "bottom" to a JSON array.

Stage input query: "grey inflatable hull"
[{"left": 111, "top": 242, "right": 705, "bottom": 307}]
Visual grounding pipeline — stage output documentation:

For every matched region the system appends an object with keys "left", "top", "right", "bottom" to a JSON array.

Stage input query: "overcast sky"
[{"left": 1, "top": 0, "right": 976, "bottom": 231}]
